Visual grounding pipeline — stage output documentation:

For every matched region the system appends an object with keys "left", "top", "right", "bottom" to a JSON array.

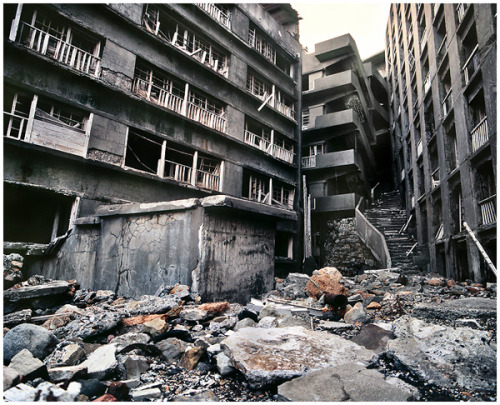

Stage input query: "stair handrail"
[
  {"left": 463, "top": 221, "right": 497, "bottom": 278},
  {"left": 399, "top": 214, "right": 413, "bottom": 234},
  {"left": 355, "top": 197, "right": 392, "bottom": 268},
  {"left": 370, "top": 182, "right": 380, "bottom": 202},
  {"left": 406, "top": 242, "right": 418, "bottom": 257}
]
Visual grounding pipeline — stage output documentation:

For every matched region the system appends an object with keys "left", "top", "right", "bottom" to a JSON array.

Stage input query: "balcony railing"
[
  {"left": 244, "top": 130, "right": 294, "bottom": 163},
  {"left": 4, "top": 112, "right": 28, "bottom": 140},
  {"left": 417, "top": 139, "right": 423, "bottom": 157},
  {"left": 442, "top": 89, "right": 452, "bottom": 116},
  {"left": 431, "top": 167, "right": 440, "bottom": 189},
  {"left": 165, "top": 160, "right": 192, "bottom": 184},
  {"left": 274, "top": 99, "right": 295, "bottom": 121},
  {"left": 479, "top": 194, "right": 496, "bottom": 225},
  {"left": 302, "top": 110, "right": 310, "bottom": 130},
  {"left": 423, "top": 71, "right": 431, "bottom": 94},
  {"left": 196, "top": 3, "right": 231, "bottom": 30},
  {"left": 457, "top": 4, "right": 467, "bottom": 24},
  {"left": 462, "top": 44, "right": 480, "bottom": 85},
  {"left": 471, "top": 116, "right": 489, "bottom": 152},
  {"left": 186, "top": 102, "right": 226, "bottom": 133},
  {"left": 132, "top": 77, "right": 184, "bottom": 114},
  {"left": 18, "top": 22, "right": 101, "bottom": 77},
  {"left": 197, "top": 169, "right": 221, "bottom": 191},
  {"left": 302, "top": 155, "right": 317, "bottom": 168}
]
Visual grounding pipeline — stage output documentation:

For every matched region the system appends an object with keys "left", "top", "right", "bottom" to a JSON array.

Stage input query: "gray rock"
[
  {"left": 348, "top": 293, "right": 364, "bottom": 303},
  {"left": 156, "top": 338, "right": 188, "bottom": 361},
  {"left": 277, "top": 315, "right": 311, "bottom": 329},
  {"left": 216, "top": 352, "right": 236, "bottom": 377},
  {"left": 120, "top": 354, "right": 149, "bottom": 379},
  {"left": 276, "top": 273, "right": 310, "bottom": 299},
  {"left": 350, "top": 324, "right": 394, "bottom": 353},
  {"left": 130, "top": 387, "right": 162, "bottom": 400},
  {"left": 278, "top": 363, "right": 420, "bottom": 401},
  {"left": 3, "top": 366, "right": 20, "bottom": 390},
  {"left": 45, "top": 343, "right": 86, "bottom": 368},
  {"left": 172, "top": 390, "right": 219, "bottom": 401},
  {"left": 4, "top": 323, "right": 59, "bottom": 361},
  {"left": 80, "top": 344, "right": 118, "bottom": 380},
  {"left": 47, "top": 364, "right": 87, "bottom": 383},
  {"left": 54, "top": 307, "right": 121, "bottom": 341},
  {"left": 207, "top": 343, "right": 222, "bottom": 360},
  {"left": 234, "top": 317, "right": 257, "bottom": 331},
  {"left": 209, "top": 316, "right": 237, "bottom": 333},
  {"left": 258, "top": 316, "right": 279, "bottom": 328},
  {"left": 222, "top": 326, "right": 375, "bottom": 388},
  {"left": 9, "top": 349, "right": 47, "bottom": 381},
  {"left": 388, "top": 316, "right": 497, "bottom": 392},
  {"left": 111, "top": 332, "right": 151, "bottom": 352},
  {"left": 317, "top": 321, "right": 353, "bottom": 331},
  {"left": 259, "top": 303, "right": 292, "bottom": 319},
  {"left": 180, "top": 307, "right": 208, "bottom": 322},
  {"left": 124, "top": 295, "right": 180, "bottom": 316},
  {"left": 344, "top": 302, "right": 366, "bottom": 324}
]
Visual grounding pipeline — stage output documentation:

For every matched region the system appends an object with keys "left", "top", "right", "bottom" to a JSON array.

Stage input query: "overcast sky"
[{"left": 291, "top": 3, "right": 391, "bottom": 59}]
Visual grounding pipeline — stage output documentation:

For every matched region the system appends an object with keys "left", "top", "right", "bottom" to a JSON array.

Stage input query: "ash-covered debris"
[{"left": 3, "top": 255, "right": 497, "bottom": 402}]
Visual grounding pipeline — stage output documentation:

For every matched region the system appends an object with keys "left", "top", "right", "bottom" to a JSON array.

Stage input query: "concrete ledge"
[{"left": 95, "top": 198, "right": 201, "bottom": 217}]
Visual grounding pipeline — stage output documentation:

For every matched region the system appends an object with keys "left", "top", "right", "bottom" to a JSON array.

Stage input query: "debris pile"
[{"left": 3, "top": 256, "right": 497, "bottom": 402}]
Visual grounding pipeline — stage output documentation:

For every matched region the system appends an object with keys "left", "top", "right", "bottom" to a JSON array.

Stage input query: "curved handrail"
[{"left": 355, "top": 197, "right": 392, "bottom": 268}]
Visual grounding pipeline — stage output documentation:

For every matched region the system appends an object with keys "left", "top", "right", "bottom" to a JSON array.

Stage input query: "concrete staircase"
[{"left": 364, "top": 191, "right": 419, "bottom": 273}]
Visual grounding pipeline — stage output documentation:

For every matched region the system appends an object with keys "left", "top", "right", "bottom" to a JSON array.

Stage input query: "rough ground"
[{"left": 3, "top": 254, "right": 497, "bottom": 402}]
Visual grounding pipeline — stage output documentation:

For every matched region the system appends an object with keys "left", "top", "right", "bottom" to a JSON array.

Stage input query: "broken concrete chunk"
[
  {"left": 277, "top": 363, "right": 420, "bottom": 401},
  {"left": 181, "top": 346, "right": 206, "bottom": 371},
  {"left": 388, "top": 315, "right": 497, "bottom": 393},
  {"left": 234, "top": 317, "right": 257, "bottom": 331},
  {"left": 4, "top": 280, "right": 72, "bottom": 302},
  {"left": 343, "top": 302, "right": 366, "bottom": 324},
  {"left": 47, "top": 364, "right": 87, "bottom": 383},
  {"left": 180, "top": 307, "right": 209, "bottom": 322},
  {"left": 4, "top": 309, "right": 32, "bottom": 327},
  {"left": 36, "top": 381, "right": 81, "bottom": 401},
  {"left": 276, "top": 273, "right": 310, "bottom": 300},
  {"left": 130, "top": 387, "right": 162, "bottom": 401},
  {"left": 119, "top": 354, "right": 150, "bottom": 380},
  {"left": 44, "top": 343, "right": 86, "bottom": 368},
  {"left": 142, "top": 317, "right": 168, "bottom": 337},
  {"left": 9, "top": 349, "right": 48, "bottom": 381},
  {"left": 216, "top": 352, "right": 236, "bottom": 377},
  {"left": 110, "top": 332, "right": 151, "bottom": 352},
  {"left": 80, "top": 344, "right": 118, "bottom": 380},
  {"left": 317, "top": 321, "right": 354, "bottom": 331},
  {"left": 54, "top": 307, "right": 121, "bottom": 341},
  {"left": 222, "top": 326, "right": 375, "bottom": 388},
  {"left": 4, "top": 323, "right": 59, "bottom": 362},
  {"left": 306, "top": 267, "right": 347, "bottom": 299},
  {"left": 198, "top": 301, "right": 230, "bottom": 314},
  {"left": 3, "top": 366, "right": 21, "bottom": 390},
  {"left": 350, "top": 324, "right": 394, "bottom": 353},
  {"left": 124, "top": 295, "right": 179, "bottom": 317},
  {"left": 3, "top": 383, "right": 38, "bottom": 402},
  {"left": 277, "top": 315, "right": 311, "bottom": 329},
  {"left": 257, "top": 316, "right": 279, "bottom": 328},
  {"left": 156, "top": 338, "right": 189, "bottom": 362}
]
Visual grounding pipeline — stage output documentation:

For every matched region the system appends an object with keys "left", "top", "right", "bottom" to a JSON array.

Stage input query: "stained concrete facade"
[
  {"left": 301, "top": 35, "right": 391, "bottom": 266},
  {"left": 386, "top": 4, "right": 497, "bottom": 282},
  {"left": 3, "top": 4, "right": 302, "bottom": 299}
]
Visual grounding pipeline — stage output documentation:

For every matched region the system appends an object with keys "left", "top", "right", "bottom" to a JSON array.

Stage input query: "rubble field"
[{"left": 3, "top": 254, "right": 497, "bottom": 402}]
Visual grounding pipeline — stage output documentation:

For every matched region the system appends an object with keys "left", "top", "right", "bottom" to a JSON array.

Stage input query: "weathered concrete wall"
[
  {"left": 323, "top": 218, "right": 379, "bottom": 276},
  {"left": 195, "top": 212, "right": 275, "bottom": 304}
]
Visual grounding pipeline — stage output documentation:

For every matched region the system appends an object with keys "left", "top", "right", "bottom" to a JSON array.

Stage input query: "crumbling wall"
[
  {"left": 195, "top": 212, "right": 275, "bottom": 304},
  {"left": 323, "top": 218, "right": 379, "bottom": 276}
]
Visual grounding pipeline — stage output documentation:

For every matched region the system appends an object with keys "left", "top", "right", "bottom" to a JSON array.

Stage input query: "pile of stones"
[{"left": 3, "top": 258, "right": 497, "bottom": 402}]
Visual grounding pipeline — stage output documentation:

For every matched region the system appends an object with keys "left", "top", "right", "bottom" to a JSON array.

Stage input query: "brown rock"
[
  {"left": 466, "top": 286, "right": 479, "bottom": 294},
  {"left": 142, "top": 317, "right": 168, "bottom": 337},
  {"left": 446, "top": 279, "right": 457, "bottom": 287},
  {"left": 121, "top": 314, "right": 167, "bottom": 327},
  {"left": 471, "top": 283, "right": 484, "bottom": 288},
  {"left": 198, "top": 302, "right": 230, "bottom": 314},
  {"left": 427, "top": 278, "right": 444, "bottom": 287},
  {"left": 93, "top": 394, "right": 117, "bottom": 402},
  {"left": 170, "top": 285, "right": 190, "bottom": 294},
  {"left": 181, "top": 346, "right": 205, "bottom": 371},
  {"left": 366, "top": 302, "right": 382, "bottom": 310},
  {"left": 306, "top": 267, "right": 347, "bottom": 299},
  {"left": 43, "top": 315, "right": 72, "bottom": 331}
]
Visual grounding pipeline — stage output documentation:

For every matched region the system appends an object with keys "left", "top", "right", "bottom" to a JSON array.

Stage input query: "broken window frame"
[
  {"left": 11, "top": 5, "right": 102, "bottom": 77},
  {"left": 195, "top": 3, "right": 231, "bottom": 30},
  {"left": 244, "top": 170, "right": 295, "bottom": 209},
  {"left": 142, "top": 4, "right": 228, "bottom": 77}
]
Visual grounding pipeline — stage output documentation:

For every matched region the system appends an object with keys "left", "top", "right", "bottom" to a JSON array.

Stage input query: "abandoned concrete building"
[
  {"left": 386, "top": 3, "right": 497, "bottom": 282},
  {"left": 3, "top": 3, "right": 302, "bottom": 302},
  {"left": 3, "top": 3, "right": 497, "bottom": 302},
  {"left": 301, "top": 35, "right": 391, "bottom": 267}
]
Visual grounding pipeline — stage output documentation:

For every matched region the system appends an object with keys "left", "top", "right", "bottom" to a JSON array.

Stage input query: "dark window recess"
[
  {"left": 125, "top": 130, "right": 162, "bottom": 175},
  {"left": 275, "top": 231, "right": 293, "bottom": 259},
  {"left": 4, "top": 184, "right": 75, "bottom": 244}
]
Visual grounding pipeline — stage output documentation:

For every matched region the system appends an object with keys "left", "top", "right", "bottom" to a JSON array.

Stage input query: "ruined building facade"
[
  {"left": 3, "top": 4, "right": 302, "bottom": 302},
  {"left": 301, "top": 35, "right": 391, "bottom": 266},
  {"left": 386, "top": 3, "right": 497, "bottom": 282}
]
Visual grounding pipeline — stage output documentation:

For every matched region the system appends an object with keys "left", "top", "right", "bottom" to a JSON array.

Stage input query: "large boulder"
[
  {"left": 4, "top": 323, "right": 59, "bottom": 361},
  {"left": 388, "top": 316, "right": 497, "bottom": 393},
  {"left": 278, "top": 363, "right": 420, "bottom": 401},
  {"left": 305, "top": 267, "right": 347, "bottom": 299},
  {"left": 221, "top": 326, "right": 375, "bottom": 388}
]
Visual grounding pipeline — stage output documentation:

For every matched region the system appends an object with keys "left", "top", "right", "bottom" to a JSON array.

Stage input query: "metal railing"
[
  {"left": 463, "top": 44, "right": 479, "bottom": 85},
  {"left": 471, "top": 116, "right": 488, "bottom": 152},
  {"left": 132, "top": 77, "right": 184, "bottom": 114},
  {"left": 274, "top": 99, "right": 295, "bottom": 120},
  {"left": 4, "top": 112, "right": 28, "bottom": 140},
  {"left": 243, "top": 130, "right": 294, "bottom": 163},
  {"left": 186, "top": 102, "right": 227, "bottom": 133},
  {"left": 269, "top": 143, "right": 294, "bottom": 164},
  {"left": 302, "top": 155, "right": 317, "bottom": 168},
  {"left": 479, "top": 194, "right": 496, "bottom": 225},
  {"left": 18, "top": 22, "right": 100, "bottom": 77},
  {"left": 442, "top": 89, "right": 452, "bottom": 116},
  {"left": 355, "top": 197, "right": 392, "bottom": 268},
  {"left": 244, "top": 130, "right": 270, "bottom": 152},
  {"left": 196, "top": 3, "right": 231, "bottom": 30}
]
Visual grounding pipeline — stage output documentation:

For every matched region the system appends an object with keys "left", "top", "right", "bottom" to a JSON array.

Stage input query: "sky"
[{"left": 291, "top": 3, "right": 391, "bottom": 60}]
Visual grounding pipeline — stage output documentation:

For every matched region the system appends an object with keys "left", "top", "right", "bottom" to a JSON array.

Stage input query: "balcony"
[
  {"left": 186, "top": 102, "right": 227, "bottom": 133},
  {"left": 314, "top": 109, "right": 361, "bottom": 131},
  {"left": 196, "top": 3, "right": 231, "bottom": 30},
  {"left": 16, "top": 21, "right": 101, "bottom": 77},
  {"left": 244, "top": 130, "right": 294, "bottom": 164},
  {"left": 479, "top": 194, "right": 496, "bottom": 225},
  {"left": 312, "top": 193, "right": 358, "bottom": 214},
  {"left": 462, "top": 44, "right": 480, "bottom": 85},
  {"left": 165, "top": 160, "right": 221, "bottom": 191},
  {"left": 248, "top": 26, "right": 276, "bottom": 65},
  {"left": 302, "top": 150, "right": 363, "bottom": 173},
  {"left": 423, "top": 72, "right": 431, "bottom": 94},
  {"left": 442, "top": 89, "right": 452, "bottom": 116},
  {"left": 132, "top": 76, "right": 184, "bottom": 115},
  {"left": 471, "top": 116, "right": 489, "bottom": 152},
  {"left": 431, "top": 168, "right": 440, "bottom": 189}
]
